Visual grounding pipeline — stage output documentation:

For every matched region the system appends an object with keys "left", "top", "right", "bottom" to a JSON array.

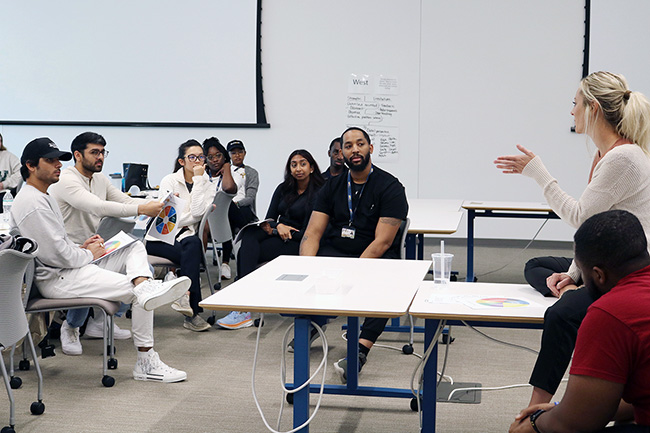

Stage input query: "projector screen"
[
  {"left": 588, "top": 0, "right": 650, "bottom": 97},
  {"left": 0, "top": 0, "right": 267, "bottom": 127}
]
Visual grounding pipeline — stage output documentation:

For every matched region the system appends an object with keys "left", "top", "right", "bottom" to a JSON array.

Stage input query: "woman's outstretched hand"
[{"left": 494, "top": 144, "right": 536, "bottom": 174}]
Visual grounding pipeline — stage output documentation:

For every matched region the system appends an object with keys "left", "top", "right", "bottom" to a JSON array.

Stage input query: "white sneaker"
[
  {"left": 133, "top": 350, "right": 187, "bottom": 383},
  {"left": 170, "top": 293, "right": 193, "bottom": 317},
  {"left": 133, "top": 277, "right": 191, "bottom": 311},
  {"left": 164, "top": 271, "right": 177, "bottom": 282},
  {"left": 84, "top": 315, "right": 132, "bottom": 340},
  {"left": 60, "top": 320, "right": 82, "bottom": 356},
  {"left": 221, "top": 263, "right": 232, "bottom": 280}
]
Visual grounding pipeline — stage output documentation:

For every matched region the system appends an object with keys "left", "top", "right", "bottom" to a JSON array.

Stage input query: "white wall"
[{"left": 1, "top": 1, "right": 611, "bottom": 241}]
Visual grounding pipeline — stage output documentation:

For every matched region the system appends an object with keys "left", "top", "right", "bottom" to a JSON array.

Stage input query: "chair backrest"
[
  {"left": 96, "top": 216, "right": 136, "bottom": 240},
  {"left": 398, "top": 218, "right": 410, "bottom": 260},
  {"left": 0, "top": 248, "right": 38, "bottom": 348},
  {"left": 199, "top": 190, "right": 234, "bottom": 246}
]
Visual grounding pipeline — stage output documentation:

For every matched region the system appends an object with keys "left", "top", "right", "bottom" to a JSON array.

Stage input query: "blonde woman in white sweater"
[{"left": 495, "top": 71, "right": 650, "bottom": 408}]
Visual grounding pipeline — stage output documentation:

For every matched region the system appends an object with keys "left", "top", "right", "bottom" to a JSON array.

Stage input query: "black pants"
[
  {"left": 529, "top": 286, "right": 596, "bottom": 394},
  {"left": 222, "top": 202, "right": 257, "bottom": 263},
  {"left": 146, "top": 236, "right": 204, "bottom": 315},
  {"left": 524, "top": 256, "right": 575, "bottom": 296},
  {"left": 316, "top": 242, "right": 388, "bottom": 345},
  {"left": 236, "top": 226, "right": 300, "bottom": 278}
]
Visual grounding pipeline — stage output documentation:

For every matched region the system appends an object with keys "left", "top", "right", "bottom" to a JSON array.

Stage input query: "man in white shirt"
[
  {"left": 12, "top": 137, "right": 190, "bottom": 382},
  {"left": 49, "top": 132, "right": 163, "bottom": 354}
]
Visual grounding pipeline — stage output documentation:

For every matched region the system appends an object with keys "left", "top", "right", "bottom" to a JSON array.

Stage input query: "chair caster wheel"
[
  {"left": 41, "top": 344, "right": 56, "bottom": 359},
  {"left": 286, "top": 393, "right": 293, "bottom": 405},
  {"left": 1, "top": 425, "right": 16, "bottom": 433},
  {"left": 30, "top": 401, "right": 45, "bottom": 415},
  {"left": 9, "top": 377, "right": 22, "bottom": 389},
  {"left": 254, "top": 318, "right": 264, "bottom": 327},
  {"left": 18, "top": 359, "right": 30, "bottom": 371},
  {"left": 441, "top": 334, "right": 455, "bottom": 344},
  {"left": 207, "top": 316, "right": 216, "bottom": 326},
  {"left": 213, "top": 283, "right": 221, "bottom": 292},
  {"left": 410, "top": 397, "right": 420, "bottom": 412},
  {"left": 107, "top": 358, "right": 118, "bottom": 369},
  {"left": 402, "top": 344, "right": 414, "bottom": 355},
  {"left": 102, "top": 375, "right": 115, "bottom": 387}
]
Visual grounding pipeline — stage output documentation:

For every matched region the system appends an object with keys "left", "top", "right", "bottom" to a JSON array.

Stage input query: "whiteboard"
[
  {"left": 0, "top": 0, "right": 266, "bottom": 126},
  {"left": 589, "top": 0, "right": 650, "bottom": 97}
]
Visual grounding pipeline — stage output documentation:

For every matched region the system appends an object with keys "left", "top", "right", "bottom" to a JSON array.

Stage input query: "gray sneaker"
[
  {"left": 171, "top": 293, "right": 193, "bottom": 317},
  {"left": 333, "top": 352, "right": 367, "bottom": 384},
  {"left": 183, "top": 314, "right": 211, "bottom": 332}
]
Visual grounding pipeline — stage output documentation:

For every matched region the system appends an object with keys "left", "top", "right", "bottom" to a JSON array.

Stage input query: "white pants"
[{"left": 37, "top": 242, "right": 155, "bottom": 348}]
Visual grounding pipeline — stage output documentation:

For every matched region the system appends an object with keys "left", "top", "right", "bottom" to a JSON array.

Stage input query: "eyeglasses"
[
  {"left": 206, "top": 153, "right": 224, "bottom": 162},
  {"left": 185, "top": 154, "right": 205, "bottom": 162},
  {"left": 88, "top": 149, "right": 109, "bottom": 158}
]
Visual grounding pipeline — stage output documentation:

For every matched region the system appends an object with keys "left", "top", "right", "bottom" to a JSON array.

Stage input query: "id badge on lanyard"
[{"left": 342, "top": 166, "right": 372, "bottom": 240}]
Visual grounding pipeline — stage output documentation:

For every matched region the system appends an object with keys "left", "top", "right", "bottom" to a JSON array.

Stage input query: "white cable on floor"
[
  {"left": 476, "top": 218, "right": 549, "bottom": 278},
  {"left": 461, "top": 321, "right": 539, "bottom": 355},
  {"left": 251, "top": 313, "right": 329, "bottom": 433},
  {"left": 446, "top": 378, "right": 569, "bottom": 402}
]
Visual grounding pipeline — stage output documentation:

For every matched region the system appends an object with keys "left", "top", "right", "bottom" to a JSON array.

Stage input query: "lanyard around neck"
[{"left": 347, "top": 165, "right": 373, "bottom": 226}]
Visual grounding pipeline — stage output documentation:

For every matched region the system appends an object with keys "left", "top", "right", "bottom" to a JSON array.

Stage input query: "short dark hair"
[
  {"left": 574, "top": 210, "right": 648, "bottom": 271},
  {"left": 328, "top": 137, "right": 341, "bottom": 151},
  {"left": 203, "top": 137, "right": 230, "bottom": 164},
  {"left": 20, "top": 158, "right": 39, "bottom": 181},
  {"left": 340, "top": 127, "right": 371, "bottom": 145},
  {"left": 71, "top": 132, "right": 106, "bottom": 160}
]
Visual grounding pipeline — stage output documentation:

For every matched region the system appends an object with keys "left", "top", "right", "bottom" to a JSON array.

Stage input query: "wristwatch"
[
  {"left": 272, "top": 228, "right": 278, "bottom": 236},
  {"left": 529, "top": 409, "right": 545, "bottom": 433}
]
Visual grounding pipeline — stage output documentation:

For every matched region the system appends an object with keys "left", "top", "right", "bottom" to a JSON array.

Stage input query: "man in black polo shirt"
[
  {"left": 300, "top": 126, "right": 408, "bottom": 383},
  {"left": 322, "top": 136, "right": 344, "bottom": 180}
]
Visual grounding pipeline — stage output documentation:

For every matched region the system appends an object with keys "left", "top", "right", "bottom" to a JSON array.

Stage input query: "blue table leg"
[
  {"left": 346, "top": 316, "right": 360, "bottom": 390},
  {"left": 466, "top": 209, "right": 475, "bottom": 282},
  {"left": 294, "top": 316, "right": 311, "bottom": 432},
  {"left": 417, "top": 233, "right": 424, "bottom": 261},
  {"left": 405, "top": 233, "right": 416, "bottom": 260},
  {"left": 422, "top": 319, "right": 440, "bottom": 433}
]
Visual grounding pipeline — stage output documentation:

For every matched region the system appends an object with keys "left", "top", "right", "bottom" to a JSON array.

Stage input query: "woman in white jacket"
[{"left": 146, "top": 139, "right": 211, "bottom": 332}]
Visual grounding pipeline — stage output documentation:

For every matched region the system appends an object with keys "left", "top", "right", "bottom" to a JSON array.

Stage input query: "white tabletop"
[
  {"left": 200, "top": 255, "right": 432, "bottom": 317},
  {"left": 409, "top": 281, "right": 557, "bottom": 323},
  {"left": 462, "top": 200, "right": 553, "bottom": 212},
  {"left": 408, "top": 199, "right": 463, "bottom": 234}
]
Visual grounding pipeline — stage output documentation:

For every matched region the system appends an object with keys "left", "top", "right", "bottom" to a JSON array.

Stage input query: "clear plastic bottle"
[{"left": 2, "top": 191, "right": 13, "bottom": 214}]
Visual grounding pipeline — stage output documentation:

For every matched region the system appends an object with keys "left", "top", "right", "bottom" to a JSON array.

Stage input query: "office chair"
[
  {"left": 20, "top": 260, "right": 121, "bottom": 388},
  {"left": 197, "top": 190, "right": 234, "bottom": 325},
  {"left": 0, "top": 246, "right": 44, "bottom": 433}
]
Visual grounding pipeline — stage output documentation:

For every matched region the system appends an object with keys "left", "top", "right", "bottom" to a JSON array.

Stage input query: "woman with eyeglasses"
[{"left": 145, "top": 139, "right": 211, "bottom": 332}]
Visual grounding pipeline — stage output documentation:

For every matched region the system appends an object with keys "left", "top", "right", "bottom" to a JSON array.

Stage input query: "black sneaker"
[
  {"left": 333, "top": 352, "right": 367, "bottom": 384},
  {"left": 287, "top": 324, "right": 327, "bottom": 352}
]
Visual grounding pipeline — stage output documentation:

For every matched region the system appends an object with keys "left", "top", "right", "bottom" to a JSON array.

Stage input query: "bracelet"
[{"left": 529, "top": 409, "right": 545, "bottom": 433}]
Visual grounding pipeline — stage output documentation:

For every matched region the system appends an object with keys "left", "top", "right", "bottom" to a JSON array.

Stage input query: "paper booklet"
[
  {"left": 145, "top": 191, "right": 188, "bottom": 245},
  {"left": 91, "top": 231, "right": 136, "bottom": 263},
  {"left": 233, "top": 218, "right": 274, "bottom": 244}
]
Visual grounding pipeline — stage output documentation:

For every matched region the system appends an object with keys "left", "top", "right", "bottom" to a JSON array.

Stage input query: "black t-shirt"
[{"left": 313, "top": 165, "right": 408, "bottom": 258}]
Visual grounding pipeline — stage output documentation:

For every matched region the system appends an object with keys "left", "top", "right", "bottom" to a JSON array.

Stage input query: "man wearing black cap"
[
  {"left": 10, "top": 137, "right": 191, "bottom": 383},
  {"left": 218, "top": 139, "right": 259, "bottom": 283}
]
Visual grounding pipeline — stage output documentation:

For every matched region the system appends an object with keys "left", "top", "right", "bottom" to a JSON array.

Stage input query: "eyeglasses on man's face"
[{"left": 88, "top": 149, "right": 109, "bottom": 158}]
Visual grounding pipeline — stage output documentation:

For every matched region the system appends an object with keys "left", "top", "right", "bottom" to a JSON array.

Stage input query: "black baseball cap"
[
  {"left": 21, "top": 138, "right": 72, "bottom": 164},
  {"left": 226, "top": 140, "right": 245, "bottom": 152}
]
